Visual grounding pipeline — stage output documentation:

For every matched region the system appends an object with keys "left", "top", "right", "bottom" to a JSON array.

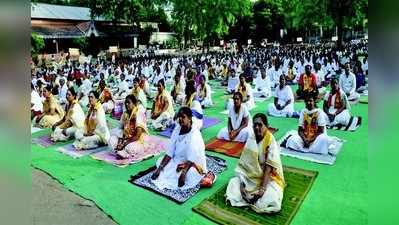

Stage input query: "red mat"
[{"left": 205, "top": 127, "right": 278, "bottom": 158}]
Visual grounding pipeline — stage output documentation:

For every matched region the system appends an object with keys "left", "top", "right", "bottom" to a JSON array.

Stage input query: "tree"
[
  {"left": 31, "top": 33, "right": 45, "bottom": 56},
  {"left": 170, "top": 0, "right": 251, "bottom": 50}
]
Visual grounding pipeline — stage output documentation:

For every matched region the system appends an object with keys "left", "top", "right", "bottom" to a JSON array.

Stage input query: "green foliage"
[
  {"left": 31, "top": 33, "right": 45, "bottom": 56},
  {"left": 165, "top": 36, "right": 179, "bottom": 49},
  {"left": 170, "top": 0, "right": 251, "bottom": 48}
]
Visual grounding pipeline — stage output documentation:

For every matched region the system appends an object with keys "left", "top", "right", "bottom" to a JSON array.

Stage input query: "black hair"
[
  {"left": 43, "top": 84, "right": 53, "bottom": 92},
  {"left": 125, "top": 94, "right": 138, "bottom": 105},
  {"left": 185, "top": 79, "right": 196, "bottom": 96},
  {"left": 253, "top": 113, "right": 268, "bottom": 127},
  {"left": 133, "top": 77, "right": 140, "bottom": 83},
  {"left": 233, "top": 91, "right": 243, "bottom": 101},
  {"left": 68, "top": 87, "right": 77, "bottom": 98},
  {"left": 158, "top": 79, "right": 165, "bottom": 87},
  {"left": 177, "top": 106, "right": 192, "bottom": 119},
  {"left": 89, "top": 90, "right": 100, "bottom": 99}
]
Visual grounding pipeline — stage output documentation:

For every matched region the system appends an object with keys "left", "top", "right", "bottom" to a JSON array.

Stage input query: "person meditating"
[
  {"left": 339, "top": 63, "right": 360, "bottom": 103},
  {"left": 226, "top": 113, "right": 285, "bottom": 213},
  {"left": 323, "top": 79, "right": 361, "bottom": 129},
  {"left": 108, "top": 94, "right": 150, "bottom": 159},
  {"left": 171, "top": 73, "right": 185, "bottom": 105},
  {"left": 267, "top": 76, "right": 296, "bottom": 118},
  {"left": 296, "top": 65, "right": 318, "bottom": 100},
  {"left": 73, "top": 91, "right": 110, "bottom": 150},
  {"left": 197, "top": 74, "right": 213, "bottom": 108},
  {"left": 218, "top": 92, "right": 251, "bottom": 143},
  {"left": 98, "top": 79, "right": 115, "bottom": 113},
  {"left": 34, "top": 85, "right": 65, "bottom": 128},
  {"left": 132, "top": 77, "right": 147, "bottom": 109},
  {"left": 183, "top": 80, "right": 204, "bottom": 129},
  {"left": 282, "top": 96, "right": 341, "bottom": 155},
  {"left": 253, "top": 67, "right": 272, "bottom": 98},
  {"left": 151, "top": 107, "right": 209, "bottom": 189},
  {"left": 232, "top": 74, "right": 255, "bottom": 110},
  {"left": 149, "top": 79, "right": 175, "bottom": 130},
  {"left": 51, "top": 88, "right": 85, "bottom": 141}
]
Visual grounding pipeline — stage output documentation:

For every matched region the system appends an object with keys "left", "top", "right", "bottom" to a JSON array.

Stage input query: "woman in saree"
[
  {"left": 149, "top": 79, "right": 175, "bottom": 130},
  {"left": 34, "top": 85, "right": 65, "bottom": 128},
  {"left": 98, "top": 79, "right": 115, "bottom": 113},
  {"left": 196, "top": 74, "right": 213, "bottom": 108},
  {"left": 108, "top": 94, "right": 153, "bottom": 160},
  {"left": 51, "top": 87, "right": 85, "bottom": 141},
  {"left": 131, "top": 77, "right": 147, "bottom": 109},
  {"left": 73, "top": 90, "right": 110, "bottom": 150},
  {"left": 226, "top": 113, "right": 285, "bottom": 213}
]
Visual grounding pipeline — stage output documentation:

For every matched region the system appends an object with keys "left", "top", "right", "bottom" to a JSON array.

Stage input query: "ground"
[
  {"left": 31, "top": 81, "right": 367, "bottom": 225},
  {"left": 32, "top": 169, "right": 116, "bottom": 225}
]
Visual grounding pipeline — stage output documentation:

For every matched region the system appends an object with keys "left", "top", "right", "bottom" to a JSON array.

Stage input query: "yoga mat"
[
  {"left": 205, "top": 139, "right": 245, "bottom": 158},
  {"left": 193, "top": 166, "right": 318, "bottom": 225},
  {"left": 129, "top": 155, "right": 227, "bottom": 204},
  {"left": 278, "top": 131, "right": 344, "bottom": 165},
  {"left": 31, "top": 126, "right": 43, "bottom": 134},
  {"left": 205, "top": 127, "right": 278, "bottom": 158},
  {"left": 159, "top": 117, "right": 222, "bottom": 138},
  {"left": 91, "top": 136, "right": 169, "bottom": 167},
  {"left": 57, "top": 144, "right": 109, "bottom": 159},
  {"left": 32, "top": 135, "right": 55, "bottom": 148}
]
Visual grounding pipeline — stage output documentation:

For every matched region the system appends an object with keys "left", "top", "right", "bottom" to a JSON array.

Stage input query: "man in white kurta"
[
  {"left": 218, "top": 92, "right": 251, "bottom": 143},
  {"left": 285, "top": 97, "right": 341, "bottom": 155},
  {"left": 268, "top": 76, "right": 295, "bottom": 117},
  {"left": 226, "top": 113, "right": 285, "bottom": 213},
  {"left": 323, "top": 79, "right": 353, "bottom": 128},
  {"left": 339, "top": 64, "right": 360, "bottom": 102},
  {"left": 114, "top": 73, "right": 130, "bottom": 100},
  {"left": 253, "top": 68, "right": 272, "bottom": 98}
]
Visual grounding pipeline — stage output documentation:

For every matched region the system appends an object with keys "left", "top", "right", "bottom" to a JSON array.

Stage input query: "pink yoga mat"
[{"left": 32, "top": 136, "right": 55, "bottom": 148}]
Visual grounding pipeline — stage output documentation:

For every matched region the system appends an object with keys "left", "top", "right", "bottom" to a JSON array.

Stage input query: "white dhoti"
[
  {"left": 217, "top": 126, "right": 250, "bottom": 143},
  {"left": 267, "top": 103, "right": 294, "bottom": 117},
  {"left": 325, "top": 109, "right": 351, "bottom": 127},
  {"left": 51, "top": 126, "right": 77, "bottom": 142},
  {"left": 225, "top": 177, "right": 283, "bottom": 213},
  {"left": 347, "top": 91, "right": 360, "bottom": 102},
  {"left": 286, "top": 132, "right": 340, "bottom": 155},
  {"left": 73, "top": 129, "right": 104, "bottom": 150}
]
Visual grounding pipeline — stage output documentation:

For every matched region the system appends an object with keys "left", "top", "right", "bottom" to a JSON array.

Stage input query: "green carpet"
[
  {"left": 193, "top": 166, "right": 318, "bottom": 225},
  {"left": 31, "top": 80, "right": 368, "bottom": 225}
]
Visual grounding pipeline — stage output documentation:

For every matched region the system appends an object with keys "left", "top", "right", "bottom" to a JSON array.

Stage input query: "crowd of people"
[{"left": 31, "top": 41, "right": 367, "bottom": 213}]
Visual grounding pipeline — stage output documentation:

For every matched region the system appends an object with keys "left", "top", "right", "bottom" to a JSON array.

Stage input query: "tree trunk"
[{"left": 337, "top": 14, "right": 344, "bottom": 50}]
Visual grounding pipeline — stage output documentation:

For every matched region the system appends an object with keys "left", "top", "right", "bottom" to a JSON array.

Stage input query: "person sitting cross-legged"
[
  {"left": 282, "top": 95, "right": 341, "bottom": 155},
  {"left": 217, "top": 92, "right": 251, "bottom": 143},
  {"left": 51, "top": 87, "right": 85, "bottom": 142},
  {"left": 226, "top": 113, "right": 285, "bottom": 213},
  {"left": 151, "top": 107, "right": 210, "bottom": 190},
  {"left": 267, "top": 76, "right": 297, "bottom": 118},
  {"left": 323, "top": 78, "right": 361, "bottom": 129}
]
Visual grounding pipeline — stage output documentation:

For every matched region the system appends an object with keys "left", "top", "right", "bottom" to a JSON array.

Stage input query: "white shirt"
[
  {"left": 339, "top": 72, "right": 356, "bottom": 94},
  {"left": 31, "top": 90, "right": 43, "bottom": 112},
  {"left": 299, "top": 108, "right": 326, "bottom": 128}
]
